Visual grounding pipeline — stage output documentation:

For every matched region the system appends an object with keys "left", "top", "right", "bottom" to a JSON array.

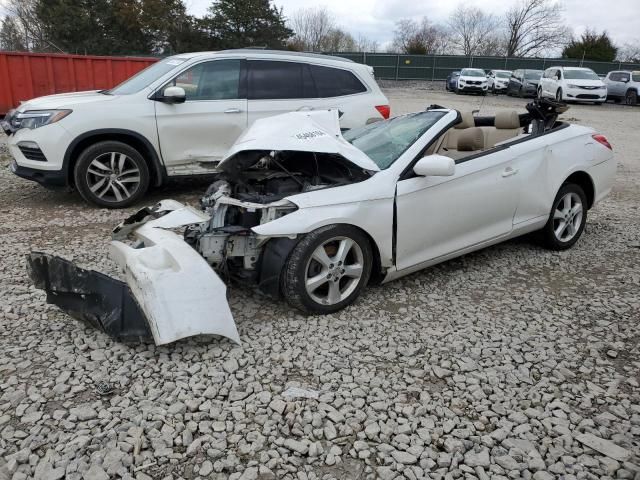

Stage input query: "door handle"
[
  {"left": 502, "top": 167, "right": 519, "bottom": 177},
  {"left": 224, "top": 108, "right": 242, "bottom": 114},
  {"left": 297, "top": 106, "right": 313, "bottom": 111}
]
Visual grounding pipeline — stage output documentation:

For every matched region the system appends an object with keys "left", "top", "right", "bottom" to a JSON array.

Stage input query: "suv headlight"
[
  {"left": 567, "top": 84, "right": 580, "bottom": 89},
  {"left": 12, "top": 109, "right": 72, "bottom": 130}
]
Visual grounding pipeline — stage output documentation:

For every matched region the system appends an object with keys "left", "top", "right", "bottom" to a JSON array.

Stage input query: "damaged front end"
[{"left": 29, "top": 110, "right": 377, "bottom": 345}]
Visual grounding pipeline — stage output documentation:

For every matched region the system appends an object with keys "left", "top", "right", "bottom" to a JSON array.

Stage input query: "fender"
[
  {"left": 63, "top": 128, "right": 167, "bottom": 187},
  {"left": 252, "top": 199, "right": 395, "bottom": 268}
]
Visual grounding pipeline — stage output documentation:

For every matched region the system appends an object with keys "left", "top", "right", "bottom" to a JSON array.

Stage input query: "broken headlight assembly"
[{"left": 12, "top": 109, "right": 72, "bottom": 130}]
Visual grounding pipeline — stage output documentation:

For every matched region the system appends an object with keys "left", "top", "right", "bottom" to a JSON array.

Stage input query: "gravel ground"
[{"left": 0, "top": 88, "right": 639, "bottom": 480}]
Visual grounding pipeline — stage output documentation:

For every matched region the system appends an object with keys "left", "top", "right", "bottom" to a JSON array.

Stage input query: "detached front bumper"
[{"left": 28, "top": 201, "right": 240, "bottom": 345}]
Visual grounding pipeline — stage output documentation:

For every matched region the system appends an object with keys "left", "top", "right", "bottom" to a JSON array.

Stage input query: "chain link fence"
[{"left": 327, "top": 53, "right": 640, "bottom": 81}]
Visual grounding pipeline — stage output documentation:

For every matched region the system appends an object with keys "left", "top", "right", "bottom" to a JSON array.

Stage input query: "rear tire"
[
  {"left": 625, "top": 90, "right": 638, "bottom": 106},
  {"left": 281, "top": 225, "right": 373, "bottom": 314},
  {"left": 74, "top": 141, "right": 150, "bottom": 208},
  {"left": 539, "top": 183, "right": 588, "bottom": 251}
]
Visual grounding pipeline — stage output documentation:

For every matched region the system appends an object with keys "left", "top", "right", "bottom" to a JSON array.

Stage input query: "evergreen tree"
[
  {"left": 204, "top": 0, "right": 293, "bottom": 50},
  {"left": 562, "top": 29, "right": 618, "bottom": 62}
]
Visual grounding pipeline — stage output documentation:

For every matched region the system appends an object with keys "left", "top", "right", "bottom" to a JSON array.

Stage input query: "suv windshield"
[
  {"left": 564, "top": 69, "right": 599, "bottom": 80},
  {"left": 343, "top": 111, "right": 446, "bottom": 169},
  {"left": 461, "top": 69, "right": 485, "bottom": 77},
  {"left": 108, "top": 57, "right": 188, "bottom": 95},
  {"left": 524, "top": 70, "right": 543, "bottom": 80},
  {"left": 496, "top": 71, "right": 510, "bottom": 78}
]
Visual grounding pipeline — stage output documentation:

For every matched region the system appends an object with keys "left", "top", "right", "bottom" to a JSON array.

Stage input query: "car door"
[
  {"left": 155, "top": 59, "right": 247, "bottom": 174},
  {"left": 246, "top": 60, "right": 320, "bottom": 124},
  {"left": 395, "top": 148, "right": 520, "bottom": 271}
]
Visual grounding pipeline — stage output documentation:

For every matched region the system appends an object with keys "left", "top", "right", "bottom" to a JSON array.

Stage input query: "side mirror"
[
  {"left": 413, "top": 155, "right": 455, "bottom": 177},
  {"left": 162, "top": 86, "right": 186, "bottom": 104}
]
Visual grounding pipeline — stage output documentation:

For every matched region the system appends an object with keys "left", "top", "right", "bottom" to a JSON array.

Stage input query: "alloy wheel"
[
  {"left": 86, "top": 152, "right": 141, "bottom": 203},
  {"left": 553, "top": 192, "right": 583, "bottom": 242},
  {"left": 304, "top": 236, "right": 364, "bottom": 306}
]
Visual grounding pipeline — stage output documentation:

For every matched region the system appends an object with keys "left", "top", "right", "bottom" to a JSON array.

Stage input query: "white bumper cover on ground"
[{"left": 110, "top": 201, "right": 240, "bottom": 345}]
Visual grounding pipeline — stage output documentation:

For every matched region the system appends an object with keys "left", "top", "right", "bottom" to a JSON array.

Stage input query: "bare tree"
[
  {"left": 321, "top": 28, "right": 355, "bottom": 52},
  {"left": 448, "top": 5, "right": 502, "bottom": 56},
  {"left": 2, "top": 0, "right": 62, "bottom": 52},
  {"left": 0, "top": 16, "right": 26, "bottom": 50},
  {"left": 355, "top": 34, "right": 378, "bottom": 53},
  {"left": 392, "top": 17, "right": 446, "bottom": 54},
  {"left": 504, "top": 0, "right": 571, "bottom": 57},
  {"left": 617, "top": 42, "right": 640, "bottom": 63},
  {"left": 288, "top": 7, "right": 335, "bottom": 51}
]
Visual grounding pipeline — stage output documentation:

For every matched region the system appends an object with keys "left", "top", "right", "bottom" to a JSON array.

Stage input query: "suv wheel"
[
  {"left": 625, "top": 90, "right": 638, "bottom": 106},
  {"left": 556, "top": 88, "right": 563, "bottom": 102},
  {"left": 74, "top": 141, "right": 150, "bottom": 208}
]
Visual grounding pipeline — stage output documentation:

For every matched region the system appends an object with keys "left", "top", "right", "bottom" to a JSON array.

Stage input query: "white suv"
[
  {"left": 538, "top": 66, "right": 607, "bottom": 105},
  {"left": 456, "top": 68, "right": 488, "bottom": 95},
  {"left": 4, "top": 50, "right": 389, "bottom": 207}
]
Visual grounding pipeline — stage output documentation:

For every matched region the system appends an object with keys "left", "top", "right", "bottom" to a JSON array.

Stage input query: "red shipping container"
[{"left": 0, "top": 51, "right": 158, "bottom": 115}]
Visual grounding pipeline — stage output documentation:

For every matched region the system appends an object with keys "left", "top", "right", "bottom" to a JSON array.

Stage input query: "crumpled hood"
[
  {"left": 219, "top": 110, "right": 381, "bottom": 172},
  {"left": 16, "top": 90, "right": 118, "bottom": 111}
]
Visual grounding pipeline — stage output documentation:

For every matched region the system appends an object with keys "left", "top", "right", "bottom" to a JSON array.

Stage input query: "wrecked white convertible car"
[{"left": 29, "top": 99, "right": 615, "bottom": 344}]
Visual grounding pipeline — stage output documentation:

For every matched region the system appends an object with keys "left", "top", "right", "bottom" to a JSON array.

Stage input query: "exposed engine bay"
[{"left": 182, "top": 149, "right": 372, "bottom": 281}]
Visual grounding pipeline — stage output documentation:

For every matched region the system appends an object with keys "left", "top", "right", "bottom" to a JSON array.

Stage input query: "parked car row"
[
  {"left": 445, "top": 66, "right": 640, "bottom": 106},
  {"left": 3, "top": 49, "right": 390, "bottom": 207}
]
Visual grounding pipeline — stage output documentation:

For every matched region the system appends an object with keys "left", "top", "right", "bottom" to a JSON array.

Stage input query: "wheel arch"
[
  {"left": 64, "top": 129, "right": 166, "bottom": 187},
  {"left": 563, "top": 170, "right": 595, "bottom": 209}
]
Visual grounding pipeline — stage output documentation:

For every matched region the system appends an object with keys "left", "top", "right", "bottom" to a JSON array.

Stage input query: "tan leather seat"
[
  {"left": 444, "top": 127, "right": 485, "bottom": 160},
  {"left": 480, "top": 111, "right": 521, "bottom": 148},
  {"left": 436, "top": 112, "right": 475, "bottom": 154}
]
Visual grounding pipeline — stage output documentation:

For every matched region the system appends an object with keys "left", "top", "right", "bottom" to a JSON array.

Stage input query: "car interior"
[{"left": 428, "top": 110, "right": 525, "bottom": 161}]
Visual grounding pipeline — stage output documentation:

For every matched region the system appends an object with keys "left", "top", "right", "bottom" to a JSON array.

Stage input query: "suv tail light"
[
  {"left": 375, "top": 105, "right": 390, "bottom": 119},
  {"left": 592, "top": 134, "right": 612, "bottom": 150}
]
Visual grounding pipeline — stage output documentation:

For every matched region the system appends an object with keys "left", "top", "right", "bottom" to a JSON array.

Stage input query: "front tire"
[
  {"left": 281, "top": 225, "right": 373, "bottom": 314},
  {"left": 539, "top": 183, "right": 588, "bottom": 250},
  {"left": 556, "top": 88, "right": 563, "bottom": 102},
  {"left": 74, "top": 141, "right": 150, "bottom": 208},
  {"left": 625, "top": 90, "right": 638, "bottom": 106}
]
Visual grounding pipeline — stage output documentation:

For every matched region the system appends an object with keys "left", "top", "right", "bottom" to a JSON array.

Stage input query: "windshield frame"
[
  {"left": 107, "top": 56, "right": 190, "bottom": 95},
  {"left": 343, "top": 111, "right": 448, "bottom": 170}
]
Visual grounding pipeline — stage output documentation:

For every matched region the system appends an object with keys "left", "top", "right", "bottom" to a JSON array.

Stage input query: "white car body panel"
[{"left": 110, "top": 202, "right": 240, "bottom": 345}]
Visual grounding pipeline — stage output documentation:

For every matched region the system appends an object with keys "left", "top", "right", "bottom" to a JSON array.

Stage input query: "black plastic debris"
[{"left": 27, "top": 252, "right": 152, "bottom": 341}]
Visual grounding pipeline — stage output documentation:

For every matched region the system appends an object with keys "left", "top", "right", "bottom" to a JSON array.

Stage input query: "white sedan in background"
[
  {"left": 29, "top": 99, "right": 616, "bottom": 345},
  {"left": 487, "top": 70, "right": 512, "bottom": 93}
]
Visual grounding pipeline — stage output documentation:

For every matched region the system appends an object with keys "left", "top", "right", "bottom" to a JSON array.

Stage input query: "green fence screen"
[{"left": 327, "top": 52, "right": 640, "bottom": 81}]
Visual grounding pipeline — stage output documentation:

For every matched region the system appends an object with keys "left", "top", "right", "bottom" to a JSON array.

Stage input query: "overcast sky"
[{"left": 186, "top": 0, "right": 639, "bottom": 50}]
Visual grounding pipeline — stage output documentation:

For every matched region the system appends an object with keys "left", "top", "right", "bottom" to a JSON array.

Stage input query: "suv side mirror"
[
  {"left": 162, "top": 86, "right": 186, "bottom": 104},
  {"left": 414, "top": 155, "right": 455, "bottom": 177}
]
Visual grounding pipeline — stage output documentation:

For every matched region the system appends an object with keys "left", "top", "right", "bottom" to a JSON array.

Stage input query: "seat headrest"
[
  {"left": 457, "top": 127, "right": 485, "bottom": 152},
  {"left": 495, "top": 111, "right": 520, "bottom": 129},
  {"left": 454, "top": 111, "right": 475, "bottom": 129}
]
